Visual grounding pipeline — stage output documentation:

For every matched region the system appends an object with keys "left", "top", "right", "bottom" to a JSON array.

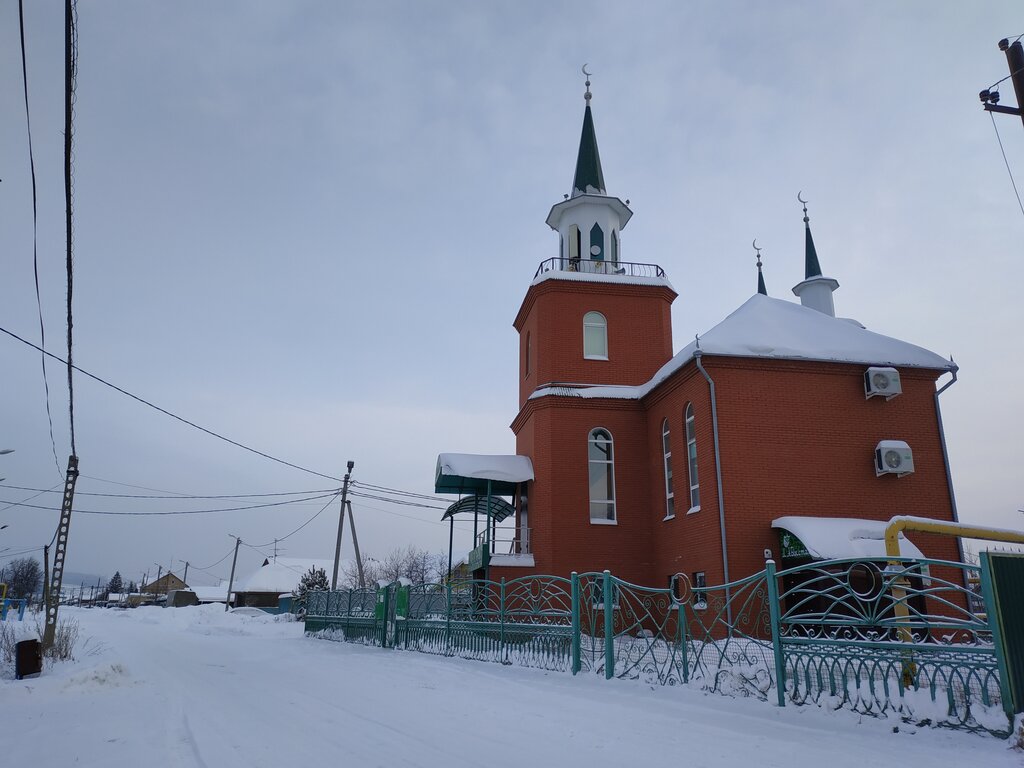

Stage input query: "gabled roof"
[
  {"left": 238, "top": 558, "right": 335, "bottom": 594},
  {"left": 530, "top": 294, "right": 955, "bottom": 402}
]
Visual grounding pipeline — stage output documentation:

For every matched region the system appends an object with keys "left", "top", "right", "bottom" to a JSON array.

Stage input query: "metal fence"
[{"left": 305, "top": 557, "right": 1012, "bottom": 737}]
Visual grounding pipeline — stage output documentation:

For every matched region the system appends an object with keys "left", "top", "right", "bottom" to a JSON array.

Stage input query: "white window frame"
[
  {"left": 588, "top": 428, "right": 617, "bottom": 524},
  {"left": 662, "top": 418, "right": 674, "bottom": 520},
  {"left": 685, "top": 403, "right": 700, "bottom": 513},
  {"left": 583, "top": 311, "right": 608, "bottom": 360}
]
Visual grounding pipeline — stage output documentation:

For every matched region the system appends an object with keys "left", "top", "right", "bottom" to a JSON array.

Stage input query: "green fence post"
[
  {"left": 345, "top": 589, "right": 352, "bottom": 637},
  {"left": 571, "top": 572, "right": 581, "bottom": 675},
  {"left": 675, "top": 586, "right": 689, "bottom": 684},
  {"left": 765, "top": 560, "right": 786, "bottom": 707},
  {"left": 980, "top": 553, "right": 1015, "bottom": 722},
  {"left": 603, "top": 570, "right": 614, "bottom": 680},
  {"left": 445, "top": 582, "right": 452, "bottom": 657},
  {"left": 500, "top": 578, "right": 507, "bottom": 664}
]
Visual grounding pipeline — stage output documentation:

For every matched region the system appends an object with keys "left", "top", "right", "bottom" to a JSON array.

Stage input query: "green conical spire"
[
  {"left": 754, "top": 241, "right": 767, "bottom": 295},
  {"left": 802, "top": 198, "right": 823, "bottom": 278},
  {"left": 572, "top": 77, "right": 606, "bottom": 196}
]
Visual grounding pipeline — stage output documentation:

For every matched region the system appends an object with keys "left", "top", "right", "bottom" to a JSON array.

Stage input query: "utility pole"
[
  {"left": 42, "top": 455, "right": 79, "bottom": 650},
  {"left": 180, "top": 561, "right": 189, "bottom": 586},
  {"left": 155, "top": 565, "right": 162, "bottom": 594},
  {"left": 331, "top": 461, "right": 354, "bottom": 590},
  {"left": 346, "top": 501, "right": 366, "bottom": 589},
  {"left": 273, "top": 539, "right": 278, "bottom": 563},
  {"left": 42, "top": 544, "right": 51, "bottom": 614},
  {"left": 980, "top": 38, "right": 1024, "bottom": 128},
  {"left": 225, "top": 536, "right": 241, "bottom": 612}
]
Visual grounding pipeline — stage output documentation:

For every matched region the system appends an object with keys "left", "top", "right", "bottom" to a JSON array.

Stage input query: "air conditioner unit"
[
  {"left": 865, "top": 367, "right": 902, "bottom": 400},
  {"left": 875, "top": 440, "right": 914, "bottom": 477}
]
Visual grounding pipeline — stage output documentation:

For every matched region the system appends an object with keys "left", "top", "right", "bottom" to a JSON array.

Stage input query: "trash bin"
[{"left": 15, "top": 639, "right": 42, "bottom": 679}]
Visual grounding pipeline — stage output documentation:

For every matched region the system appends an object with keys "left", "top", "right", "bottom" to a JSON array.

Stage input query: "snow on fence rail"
[{"left": 304, "top": 558, "right": 1011, "bottom": 737}]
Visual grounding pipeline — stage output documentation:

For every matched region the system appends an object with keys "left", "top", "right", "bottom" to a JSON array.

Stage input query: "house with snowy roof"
[
  {"left": 233, "top": 558, "right": 334, "bottom": 609},
  {"left": 435, "top": 79, "right": 962, "bottom": 590}
]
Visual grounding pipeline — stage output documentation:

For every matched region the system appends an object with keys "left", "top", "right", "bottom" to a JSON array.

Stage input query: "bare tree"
[
  {"left": 338, "top": 546, "right": 445, "bottom": 588},
  {"left": 4, "top": 557, "right": 42, "bottom": 600}
]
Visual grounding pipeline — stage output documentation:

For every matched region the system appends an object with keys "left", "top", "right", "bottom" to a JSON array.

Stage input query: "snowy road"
[{"left": 3, "top": 606, "right": 1019, "bottom": 767}]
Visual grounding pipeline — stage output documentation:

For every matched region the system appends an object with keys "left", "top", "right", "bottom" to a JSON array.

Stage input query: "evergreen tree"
[
  {"left": 293, "top": 566, "right": 329, "bottom": 608},
  {"left": 127, "top": 580, "right": 138, "bottom": 594},
  {"left": 107, "top": 571, "right": 124, "bottom": 595}
]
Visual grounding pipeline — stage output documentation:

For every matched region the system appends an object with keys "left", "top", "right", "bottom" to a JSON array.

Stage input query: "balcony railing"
[
  {"left": 476, "top": 528, "right": 531, "bottom": 556},
  {"left": 534, "top": 257, "right": 666, "bottom": 279}
]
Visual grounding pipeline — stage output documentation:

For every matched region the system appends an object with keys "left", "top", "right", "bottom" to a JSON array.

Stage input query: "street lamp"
[{"left": 0, "top": 448, "right": 11, "bottom": 483}]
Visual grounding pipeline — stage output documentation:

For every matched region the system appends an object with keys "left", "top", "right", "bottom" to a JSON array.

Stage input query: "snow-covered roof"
[
  {"left": 191, "top": 585, "right": 229, "bottom": 603},
  {"left": 436, "top": 454, "right": 534, "bottom": 483},
  {"left": 237, "top": 559, "right": 335, "bottom": 594},
  {"left": 772, "top": 516, "right": 925, "bottom": 560},
  {"left": 435, "top": 453, "right": 534, "bottom": 495},
  {"left": 531, "top": 294, "right": 954, "bottom": 402}
]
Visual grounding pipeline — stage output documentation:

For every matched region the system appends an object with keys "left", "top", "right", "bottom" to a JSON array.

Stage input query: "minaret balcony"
[{"left": 534, "top": 257, "right": 666, "bottom": 279}]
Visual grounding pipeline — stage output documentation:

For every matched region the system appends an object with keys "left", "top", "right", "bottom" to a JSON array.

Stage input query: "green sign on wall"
[
  {"left": 468, "top": 543, "right": 490, "bottom": 572},
  {"left": 779, "top": 530, "right": 810, "bottom": 560}
]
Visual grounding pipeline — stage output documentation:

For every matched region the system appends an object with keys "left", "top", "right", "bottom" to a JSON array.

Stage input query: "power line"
[
  {"left": 0, "top": 325, "right": 343, "bottom": 483},
  {"left": 0, "top": 491, "right": 340, "bottom": 517},
  {"left": 245, "top": 491, "right": 342, "bottom": 548},
  {"left": 0, "top": 482, "right": 340, "bottom": 501},
  {"left": 348, "top": 490, "right": 448, "bottom": 510},
  {"left": 192, "top": 546, "right": 236, "bottom": 572},
  {"left": 0, "top": 482, "right": 63, "bottom": 515},
  {"left": 17, "top": 0, "right": 62, "bottom": 478},
  {"left": 351, "top": 480, "right": 451, "bottom": 503},
  {"left": 64, "top": 0, "right": 79, "bottom": 455},
  {"left": 989, "top": 111, "right": 1024, "bottom": 220}
]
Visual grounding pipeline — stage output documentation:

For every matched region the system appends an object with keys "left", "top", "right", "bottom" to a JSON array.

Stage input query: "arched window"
[
  {"left": 583, "top": 311, "right": 608, "bottom": 360},
  {"left": 524, "top": 331, "right": 531, "bottom": 377},
  {"left": 588, "top": 428, "right": 616, "bottom": 523},
  {"left": 684, "top": 403, "right": 700, "bottom": 511},
  {"left": 611, "top": 230, "right": 619, "bottom": 266},
  {"left": 662, "top": 419, "right": 674, "bottom": 519},
  {"left": 590, "top": 223, "right": 604, "bottom": 261}
]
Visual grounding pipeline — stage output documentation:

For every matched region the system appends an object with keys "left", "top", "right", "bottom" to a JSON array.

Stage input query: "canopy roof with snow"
[
  {"left": 772, "top": 516, "right": 925, "bottom": 560},
  {"left": 531, "top": 294, "right": 956, "bottom": 402},
  {"left": 434, "top": 453, "right": 534, "bottom": 495}
]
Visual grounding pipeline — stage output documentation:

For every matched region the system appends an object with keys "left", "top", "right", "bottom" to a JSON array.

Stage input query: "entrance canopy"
[
  {"left": 441, "top": 495, "right": 515, "bottom": 523},
  {"left": 434, "top": 453, "right": 534, "bottom": 496},
  {"left": 772, "top": 516, "right": 925, "bottom": 560}
]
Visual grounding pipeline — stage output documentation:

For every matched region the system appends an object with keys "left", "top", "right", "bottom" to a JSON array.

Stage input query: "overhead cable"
[
  {"left": 17, "top": 0, "right": 62, "bottom": 477},
  {"left": 0, "top": 491, "right": 340, "bottom": 517},
  {"left": 0, "top": 325, "right": 343, "bottom": 483}
]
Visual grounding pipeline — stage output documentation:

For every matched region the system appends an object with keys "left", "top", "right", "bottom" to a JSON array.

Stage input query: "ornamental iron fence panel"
[
  {"left": 774, "top": 557, "right": 1005, "bottom": 735},
  {"left": 304, "top": 559, "right": 1012, "bottom": 737}
]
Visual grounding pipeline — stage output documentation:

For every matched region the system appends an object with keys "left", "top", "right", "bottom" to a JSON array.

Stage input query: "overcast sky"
[{"left": 1, "top": 1, "right": 1021, "bottom": 588}]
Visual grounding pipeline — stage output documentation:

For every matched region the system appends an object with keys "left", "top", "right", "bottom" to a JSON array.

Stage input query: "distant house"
[
  {"left": 232, "top": 558, "right": 335, "bottom": 609},
  {"left": 191, "top": 584, "right": 230, "bottom": 605},
  {"left": 141, "top": 572, "right": 187, "bottom": 596}
]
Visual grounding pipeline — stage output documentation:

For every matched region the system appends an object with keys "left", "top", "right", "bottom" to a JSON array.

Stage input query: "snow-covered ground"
[{"left": 2, "top": 606, "right": 1019, "bottom": 767}]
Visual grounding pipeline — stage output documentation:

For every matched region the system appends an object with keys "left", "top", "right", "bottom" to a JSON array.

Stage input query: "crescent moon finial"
[
  {"left": 581, "top": 64, "right": 593, "bottom": 103},
  {"left": 797, "top": 191, "right": 809, "bottom": 223},
  {"left": 752, "top": 239, "right": 763, "bottom": 267},
  {"left": 582, "top": 64, "right": 592, "bottom": 77}
]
